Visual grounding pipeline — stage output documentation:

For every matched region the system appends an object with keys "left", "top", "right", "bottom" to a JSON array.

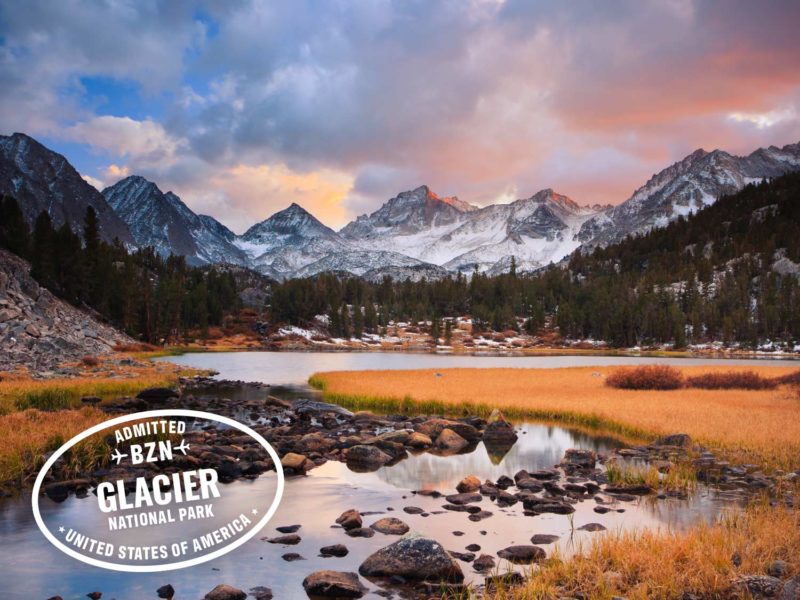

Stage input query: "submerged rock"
[
  {"left": 359, "top": 533, "right": 464, "bottom": 582},
  {"left": 156, "top": 584, "right": 175, "bottom": 599},
  {"left": 497, "top": 545, "right": 546, "bottom": 564},
  {"left": 302, "top": 571, "right": 367, "bottom": 598}
]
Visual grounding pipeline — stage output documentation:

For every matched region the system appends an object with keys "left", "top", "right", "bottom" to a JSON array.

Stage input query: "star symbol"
[
  {"left": 58, "top": 526, "right": 65, "bottom": 533},
  {"left": 174, "top": 439, "right": 191, "bottom": 455},
  {"left": 110, "top": 448, "right": 128, "bottom": 465},
  {"left": 251, "top": 509, "right": 258, "bottom": 515}
]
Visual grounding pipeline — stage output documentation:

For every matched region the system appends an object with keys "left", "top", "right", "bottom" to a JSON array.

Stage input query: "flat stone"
[
  {"left": 530, "top": 534, "right": 559, "bottom": 544},
  {"left": 302, "top": 571, "right": 367, "bottom": 598},
  {"left": 204, "top": 585, "right": 246, "bottom": 600},
  {"left": 497, "top": 545, "right": 546, "bottom": 564},
  {"left": 370, "top": 517, "right": 410, "bottom": 535}
]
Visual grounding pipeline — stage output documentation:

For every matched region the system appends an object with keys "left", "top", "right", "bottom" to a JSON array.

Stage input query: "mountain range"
[{"left": 2, "top": 131, "right": 799, "bottom": 280}]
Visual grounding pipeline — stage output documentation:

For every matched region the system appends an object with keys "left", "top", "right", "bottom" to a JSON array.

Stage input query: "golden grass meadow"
[
  {"left": 311, "top": 365, "right": 800, "bottom": 470},
  {"left": 313, "top": 365, "right": 800, "bottom": 599}
]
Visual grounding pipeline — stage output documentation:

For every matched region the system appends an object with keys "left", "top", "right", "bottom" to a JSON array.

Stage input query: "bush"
[
  {"left": 776, "top": 369, "right": 800, "bottom": 386},
  {"left": 81, "top": 355, "right": 100, "bottom": 367},
  {"left": 687, "top": 370, "right": 777, "bottom": 390},
  {"left": 606, "top": 365, "right": 685, "bottom": 390}
]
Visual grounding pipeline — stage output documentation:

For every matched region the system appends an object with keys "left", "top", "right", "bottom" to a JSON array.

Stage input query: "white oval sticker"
[{"left": 32, "top": 409, "right": 285, "bottom": 572}]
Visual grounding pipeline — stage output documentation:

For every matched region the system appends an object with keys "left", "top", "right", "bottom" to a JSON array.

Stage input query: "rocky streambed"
[{"left": 12, "top": 379, "right": 800, "bottom": 599}]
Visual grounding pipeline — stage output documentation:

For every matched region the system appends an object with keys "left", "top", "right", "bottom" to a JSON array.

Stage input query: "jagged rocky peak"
[
  {"left": 102, "top": 174, "right": 246, "bottom": 266},
  {"left": 0, "top": 132, "right": 134, "bottom": 244},
  {"left": 341, "top": 184, "right": 477, "bottom": 238},
  {"left": 241, "top": 202, "right": 340, "bottom": 243}
]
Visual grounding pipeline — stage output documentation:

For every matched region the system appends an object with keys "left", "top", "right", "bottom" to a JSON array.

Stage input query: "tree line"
[
  {"left": 0, "top": 196, "right": 239, "bottom": 343},
  {"left": 270, "top": 174, "right": 800, "bottom": 347}
]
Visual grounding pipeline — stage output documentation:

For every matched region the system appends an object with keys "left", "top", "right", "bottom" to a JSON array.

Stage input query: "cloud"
[{"left": 1, "top": 0, "right": 799, "bottom": 228}]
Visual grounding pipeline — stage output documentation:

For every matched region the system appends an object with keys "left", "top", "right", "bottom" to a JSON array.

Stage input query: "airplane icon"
[
  {"left": 110, "top": 448, "right": 128, "bottom": 465},
  {"left": 174, "top": 439, "right": 191, "bottom": 455}
]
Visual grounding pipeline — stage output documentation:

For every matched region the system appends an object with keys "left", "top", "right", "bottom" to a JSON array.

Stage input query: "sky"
[{"left": 1, "top": 0, "right": 799, "bottom": 233}]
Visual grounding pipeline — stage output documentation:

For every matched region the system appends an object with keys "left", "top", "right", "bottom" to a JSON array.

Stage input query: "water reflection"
[{"left": 0, "top": 419, "right": 739, "bottom": 600}]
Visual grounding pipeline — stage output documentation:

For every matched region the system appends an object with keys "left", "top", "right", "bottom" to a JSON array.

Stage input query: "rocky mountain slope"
[
  {"left": 578, "top": 142, "right": 800, "bottom": 247},
  {"left": 0, "top": 248, "right": 131, "bottom": 372},
  {"left": 102, "top": 175, "right": 248, "bottom": 266},
  {"left": 0, "top": 133, "right": 134, "bottom": 244},
  {"left": 3, "top": 133, "right": 800, "bottom": 280}
]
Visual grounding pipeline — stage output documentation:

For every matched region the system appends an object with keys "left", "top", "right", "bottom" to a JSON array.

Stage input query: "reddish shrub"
[
  {"left": 687, "top": 370, "right": 777, "bottom": 390},
  {"left": 81, "top": 355, "right": 100, "bottom": 367},
  {"left": 776, "top": 369, "right": 800, "bottom": 386},
  {"left": 606, "top": 365, "right": 685, "bottom": 390}
]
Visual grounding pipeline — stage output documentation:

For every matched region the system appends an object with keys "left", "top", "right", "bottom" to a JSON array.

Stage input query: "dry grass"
[
  {"left": 0, "top": 373, "right": 178, "bottom": 413},
  {"left": 311, "top": 365, "right": 800, "bottom": 470},
  {"left": 488, "top": 498, "right": 800, "bottom": 600},
  {"left": 0, "top": 408, "right": 108, "bottom": 485}
]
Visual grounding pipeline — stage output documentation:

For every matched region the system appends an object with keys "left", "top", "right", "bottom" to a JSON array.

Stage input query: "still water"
[
  {"left": 159, "top": 349, "right": 799, "bottom": 386},
  {"left": 0, "top": 351, "right": 782, "bottom": 599}
]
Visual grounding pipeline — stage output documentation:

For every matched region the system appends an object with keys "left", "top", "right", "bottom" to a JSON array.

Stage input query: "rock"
[
  {"left": 336, "top": 509, "right": 362, "bottom": 531},
  {"left": 204, "top": 585, "right": 247, "bottom": 600},
  {"left": 302, "top": 571, "right": 367, "bottom": 598},
  {"left": 578, "top": 523, "right": 607, "bottom": 532},
  {"left": 465, "top": 543, "right": 481, "bottom": 552},
  {"left": 136, "top": 387, "right": 178, "bottom": 401},
  {"left": 561, "top": 448, "right": 596, "bottom": 469},
  {"left": 282, "top": 552, "right": 305, "bottom": 561},
  {"left": 473, "top": 554, "right": 495, "bottom": 572},
  {"left": 249, "top": 587, "right": 273, "bottom": 600},
  {"left": 403, "top": 506, "right": 424, "bottom": 514},
  {"left": 497, "top": 545, "right": 546, "bottom": 564},
  {"left": 320, "top": 544, "right": 349, "bottom": 557},
  {"left": 436, "top": 428, "right": 468, "bottom": 453},
  {"left": 266, "top": 534, "right": 301, "bottom": 545},
  {"left": 359, "top": 533, "right": 464, "bottom": 582},
  {"left": 530, "top": 534, "right": 559, "bottom": 544},
  {"left": 346, "top": 445, "right": 392, "bottom": 471},
  {"left": 80, "top": 396, "right": 102, "bottom": 405},
  {"left": 733, "top": 575, "right": 783, "bottom": 599},
  {"left": 468, "top": 510, "right": 493, "bottom": 522},
  {"left": 276, "top": 524, "right": 302, "bottom": 534},
  {"left": 767, "top": 560, "right": 789, "bottom": 578},
  {"left": 483, "top": 411, "right": 518, "bottom": 445},
  {"left": 370, "top": 517, "right": 410, "bottom": 535},
  {"left": 656, "top": 433, "right": 692, "bottom": 447},
  {"left": 449, "top": 551, "right": 476, "bottom": 562},
  {"left": 445, "top": 492, "right": 482, "bottom": 505},
  {"left": 407, "top": 432, "right": 433, "bottom": 448},
  {"left": 44, "top": 482, "right": 70, "bottom": 503},
  {"left": 293, "top": 399, "right": 354, "bottom": 417},
  {"left": 456, "top": 475, "right": 481, "bottom": 493},
  {"left": 281, "top": 452, "right": 314, "bottom": 473},
  {"left": 345, "top": 527, "right": 375, "bottom": 538},
  {"left": 87, "top": 594, "right": 102, "bottom": 600},
  {"left": 604, "top": 484, "right": 653, "bottom": 495},
  {"left": 265, "top": 395, "right": 290, "bottom": 408},
  {"left": 780, "top": 576, "right": 800, "bottom": 600},
  {"left": 416, "top": 419, "right": 480, "bottom": 442},
  {"left": 156, "top": 584, "right": 175, "bottom": 599}
]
